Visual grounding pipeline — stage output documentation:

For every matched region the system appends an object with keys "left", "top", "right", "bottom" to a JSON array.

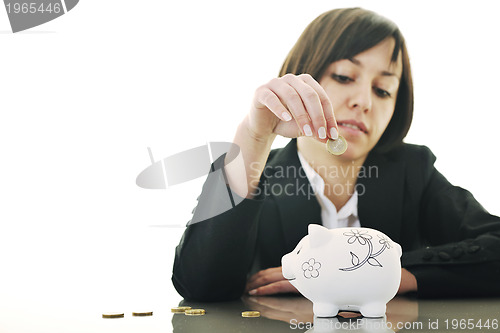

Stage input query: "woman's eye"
[
  {"left": 331, "top": 74, "right": 353, "bottom": 84},
  {"left": 297, "top": 248, "right": 301, "bottom": 254},
  {"left": 374, "top": 87, "right": 391, "bottom": 98}
]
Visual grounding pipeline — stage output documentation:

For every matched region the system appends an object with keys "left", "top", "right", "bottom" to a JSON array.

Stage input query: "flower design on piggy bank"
[
  {"left": 378, "top": 234, "right": 392, "bottom": 249},
  {"left": 340, "top": 229, "right": 392, "bottom": 272},
  {"left": 302, "top": 258, "right": 321, "bottom": 279},
  {"left": 344, "top": 229, "right": 372, "bottom": 245}
]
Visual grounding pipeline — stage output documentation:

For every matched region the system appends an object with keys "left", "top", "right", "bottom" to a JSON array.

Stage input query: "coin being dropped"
[
  {"left": 132, "top": 311, "right": 153, "bottom": 316},
  {"left": 242, "top": 311, "right": 260, "bottom": 318},
  {"left": 171, "top": 306, "right": 192, "bottom": 313},
  {"left": 102, "top": 313, "right": 124, "bottom": 319},
  {"left": 185, "top": 309, "right": 205, "bottom": 316},
  {"left": 326, "top": 136, "right": 348, "bottom": 155}
]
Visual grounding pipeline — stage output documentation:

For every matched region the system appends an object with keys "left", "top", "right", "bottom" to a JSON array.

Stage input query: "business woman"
[{"left": 172, "top": 7, "right": 500, "bottom": 301}]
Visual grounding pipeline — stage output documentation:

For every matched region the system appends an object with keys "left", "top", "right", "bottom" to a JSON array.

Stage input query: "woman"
[{"left": 172, "top": 7, "right": 500, "bottom": 301}]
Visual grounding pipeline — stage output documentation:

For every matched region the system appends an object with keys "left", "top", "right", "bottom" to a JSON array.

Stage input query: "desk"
[
  {"left": 1, "top": 293, "right": 499, "bottom": 332},
  {"left": 172, "top": 296, "right": 500, "bottom": 332},
  {"left": 0, "top": 223, "right": 497, "bottom": 333}
]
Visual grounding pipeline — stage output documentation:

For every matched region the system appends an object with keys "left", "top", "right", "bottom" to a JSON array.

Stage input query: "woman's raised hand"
[
  {"left": 247, "top": 73, "right": 339, "bottom": 143},
  {"left": 227, "top": 74, "right": 339, "bottom": 198}
]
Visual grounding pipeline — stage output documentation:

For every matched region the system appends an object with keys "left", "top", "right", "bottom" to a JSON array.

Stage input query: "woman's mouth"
[{"left": 337, "top": 120, "right": 368, "bottom": 134}]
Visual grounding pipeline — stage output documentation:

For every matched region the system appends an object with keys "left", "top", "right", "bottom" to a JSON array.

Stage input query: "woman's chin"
[{"left": 335, "top": 144, "right": 368, "bottom": 163}]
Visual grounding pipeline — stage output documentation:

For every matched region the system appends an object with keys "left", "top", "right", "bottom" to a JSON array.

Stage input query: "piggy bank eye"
[{"left": 297, "top": 247, "right": 302, "bottom": 254}]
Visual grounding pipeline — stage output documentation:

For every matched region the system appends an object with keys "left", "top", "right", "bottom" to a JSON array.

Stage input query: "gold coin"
[
  {"left": 132, "top": 311, "right": 153, "bottom": 316},
  {"left": 171, "top": 306, "right": 192, "bottom": 313},
  {"left": 326, "top": 135, "right": 348, "bottom": 155},
  {"left": 185, "top": 309, "right": 206, "bottom": 316},
  {"left": 102, "top": 312, "right": 124, "bottom": 319},
  {"left": 242, "top": 311, "right": 260, "bottom": 318}
]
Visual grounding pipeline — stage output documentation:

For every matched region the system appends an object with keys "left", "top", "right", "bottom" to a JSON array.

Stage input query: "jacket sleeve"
[
  {"left": 402, "top": 147, "right": 500, "bottom": 297},
  {"left": 171, "top": 154, "right": 265, "bottom": 301}
]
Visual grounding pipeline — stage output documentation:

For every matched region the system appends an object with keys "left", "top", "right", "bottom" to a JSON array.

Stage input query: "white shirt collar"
[{"left": 297, "top": 150, "right": 359, "bottom": 228}]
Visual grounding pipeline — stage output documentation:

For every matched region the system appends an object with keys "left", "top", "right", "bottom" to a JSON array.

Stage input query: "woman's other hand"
[
  {"left": 398, "top": 268, "right": 418, "bottom": 294},
  {"left": 245, "top": 266, "right": 299, "bottom": 296},
  {"left": 247, "top": 73, "right": 339, "bottom": 143},
  {"left": 245, "top": 266, "right": 417, "bottom": 296}
]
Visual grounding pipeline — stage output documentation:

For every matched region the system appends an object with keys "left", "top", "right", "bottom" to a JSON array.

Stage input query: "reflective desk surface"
[
  {"left": 2, "top": 294, "right": 499, "bottom": 332},
  {"left": 172, "top": 296, "right": 500, "bottom": 333}
]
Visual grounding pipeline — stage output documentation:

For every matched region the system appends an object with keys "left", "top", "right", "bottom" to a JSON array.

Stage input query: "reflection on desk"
[{"left": 172, "top": 296, "right": 500, "bottom": 332}]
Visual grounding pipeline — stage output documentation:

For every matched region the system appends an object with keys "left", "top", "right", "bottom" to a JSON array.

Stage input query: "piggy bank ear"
[
  {"left": 395, "top": 243, "right": 402, "bottom": 257},
  {"left": 308, "top": 224, "right": 331, "bottom": 249}
]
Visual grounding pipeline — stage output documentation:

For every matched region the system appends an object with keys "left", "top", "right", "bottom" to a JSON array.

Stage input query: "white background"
[{"left": 0, "top": 1, "right": 499, "bottom": 332}]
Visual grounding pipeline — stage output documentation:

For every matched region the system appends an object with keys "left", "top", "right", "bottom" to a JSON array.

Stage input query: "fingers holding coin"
[
  {"left": 279, "top": 74, "right": 337, "bottom": 141},
  {"left": 256, "top": 74, "right": 338, "bottom": 142},
  {"left": 264, "top": 76, "right": 311, "bottom": 137},
  {"left": 297, "top": 73, "right": 339, "bottom": 141}
]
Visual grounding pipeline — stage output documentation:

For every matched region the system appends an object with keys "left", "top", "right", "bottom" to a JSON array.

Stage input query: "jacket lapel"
[
  {"left": 264, "top": 139, "right": 321, "bottom": 251},
  {"left": 357, "top": 150, "right": 405, "bottom": 242}
]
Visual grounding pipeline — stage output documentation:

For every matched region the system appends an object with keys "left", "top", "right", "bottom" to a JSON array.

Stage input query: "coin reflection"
[
  {"left": 243, "top": 295, "right": 418, "bottom": 332},
  {"left": 172, "top": 296, "right": 418, "bottom": 333}
]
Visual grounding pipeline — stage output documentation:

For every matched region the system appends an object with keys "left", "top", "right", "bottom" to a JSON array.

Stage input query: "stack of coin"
[
  {"left": 241, "top": 311, "right": 260, "bottom": 318},
  {"left": 185, "top": 309, "right": 206, "bottom": 316},
  {"left": 171, "top": 306, "right": 192, "bottom": 314},
  {"left": 132, "top": 311, "right": 153, "bottom": 317},
  {"left": 102, "top": 313, "right": 124, "bottom": 319}
]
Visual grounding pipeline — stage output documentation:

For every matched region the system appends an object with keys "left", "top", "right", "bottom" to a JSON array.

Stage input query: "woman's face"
[{"left": 319, "top": 38, "right": 403, "bottom": 161}]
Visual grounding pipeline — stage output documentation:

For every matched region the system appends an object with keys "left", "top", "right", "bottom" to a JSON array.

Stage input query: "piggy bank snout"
[{"left": 281, "top": 253, "right": 295, "bottom": 280}]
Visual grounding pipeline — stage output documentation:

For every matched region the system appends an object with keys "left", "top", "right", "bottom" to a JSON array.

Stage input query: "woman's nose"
[{"left": 348, "top": 83, "right": 372, "bottom": 113}]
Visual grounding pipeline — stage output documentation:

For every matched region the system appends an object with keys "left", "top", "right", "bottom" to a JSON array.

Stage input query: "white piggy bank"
[{"left": 282, "top": 224, "right": 402, "bottom": 318}]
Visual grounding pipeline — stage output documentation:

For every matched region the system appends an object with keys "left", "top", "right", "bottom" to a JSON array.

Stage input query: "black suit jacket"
[{"left": 172, "top": 139, "right": 500, "bottom": 301}]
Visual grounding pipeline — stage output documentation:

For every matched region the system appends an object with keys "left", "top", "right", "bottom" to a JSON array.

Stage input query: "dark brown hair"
[{"left": 279, "top": 8, "right": 413, "bottom": 153}]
